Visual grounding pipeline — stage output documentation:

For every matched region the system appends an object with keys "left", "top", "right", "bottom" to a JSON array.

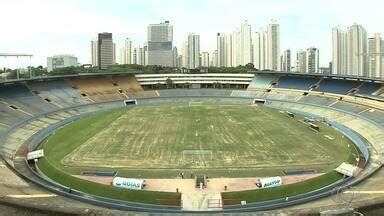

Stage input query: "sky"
[{"left": 1, "top": 0, "right": 384, "bottom": 68}]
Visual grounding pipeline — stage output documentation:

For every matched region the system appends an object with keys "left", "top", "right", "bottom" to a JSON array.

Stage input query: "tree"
[
  {"left": 166, "top": 77, "right": 173, "bottom": 89},
  {"left": 245, "top": 63, "right": 255, "bottom": 70}
]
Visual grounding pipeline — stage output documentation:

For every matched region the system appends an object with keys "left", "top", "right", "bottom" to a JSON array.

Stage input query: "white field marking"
[
  {"left": 344, "top": 191, "right": 384, "bottom": 194},
  {"left": 357, "top": 108, "right": 369, "bottom": 115},
  {"left": 0, "top": 122, "right": 10, "bottom": 127},
  {"left": 6, "top": 194, "right": 57, "bottom": 198}
]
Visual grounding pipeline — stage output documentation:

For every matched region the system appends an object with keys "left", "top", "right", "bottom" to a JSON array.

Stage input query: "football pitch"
[{"left": 42, "top": 103, "right": 357, "bottom": 178}]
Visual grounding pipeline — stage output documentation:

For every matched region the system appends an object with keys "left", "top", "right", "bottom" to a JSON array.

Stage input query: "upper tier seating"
[
  {"left": 275, "top": 76, "right": 319, "bottom": 91},
  {"left": 0, "top": 84, "right": 57, "bottom": 115},
  {"left": 67, "top": 77, "right": 127, "bottom": 102},
  {"left": 314, "top": 79, "right": 360, "bottom": 95},
  {"left": 357, "top": 82, "right": 383, "bottom": 95},
  {"left": 248, "top": 74, "right": 279, "bottom": 89},
  {"left": 27, "top": 80, "right": 90, "bottom": 107},
  {"left": 111, "top": 76, "right": 157, "bottom": 98}
]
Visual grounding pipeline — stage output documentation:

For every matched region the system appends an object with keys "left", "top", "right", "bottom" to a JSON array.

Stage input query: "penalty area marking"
[{"left": 6, "top": 194, "right": 57, "bottom": 198}]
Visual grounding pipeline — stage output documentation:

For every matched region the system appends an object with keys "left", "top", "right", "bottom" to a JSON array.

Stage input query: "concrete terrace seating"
[
  {"left": 67, "top": 77, "right": 126, "bottom": 102},
  {"left": 357, "top": 82, "right": 383, "bottom": 95},
  {"left": 360, "top": 109, "right": 384, "bottom": 125},
  {"left": 158, "top": 89, "right": 232, "bottom": 98},
  {"left": 0, "top": 102, "right": 30, "bottom": 126},
  {"left": 0, "top": 84, "right": 57, "bottom": 115},
  {"left": 275, "top": 76, "right": 319, "bottom": 91},
  {"left": 230, "top": 90, "right": 266, "bottom": 98},
  {"left": 298, "top": 95, "right": 337, "bottom": 106},
  {"left": 27, "top": 80, "right": 90, "bottom": 108},
  {"left": 331, "top": 101, "right": 368, "bottom": 114},
  {"left": 247, "top": 74, "right": 279, "bottom": 89},
  {"left": 315, "top": 79, "right": 360, "bottom": 95},
  {"left": 265, "top": 91, "right": 302, "bottom": 102},
  {"left": 111, "top": 76, "right": 158, "bottom": 98}
]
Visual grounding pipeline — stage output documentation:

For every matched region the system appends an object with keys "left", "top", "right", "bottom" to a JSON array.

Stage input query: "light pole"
[{"left": 0, "top": 53, "right": 33, "bottom": 80}]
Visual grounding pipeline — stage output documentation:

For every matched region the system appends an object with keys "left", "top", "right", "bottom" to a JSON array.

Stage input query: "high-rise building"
[
  {"left": 132, "top": 48, "right": 137, "bottom": 64},
  {"left": 225, "top": 34, "right": 233, "bottom": 67},
  {"left": 147, "top": 21, "right": 174, "bottom": 66},
  {"left": 210, "top": 50, "right": 218, "bottom": 67},
  {"left": 181, "top": 41, "right": 188, "bottom": 68},
  {"left": 306, "top": 47, "right": 319, "bottom": 73},
  {"left": 217, "top": 33, "right": 226, "bottom": 67},
  {"left": 91, "top": 40, "right": 98, "bottom": 67},
  {"left": 136, "top": 46, "right": 145, "bottom": 65},
  {"left": 296, "top": 50, "right": 307, "bottom": 73},
  {"left": 47, "top": 55, "right": 78, "bottom": 72},
  {"left": 347, "top": 24, "right": 368, "bottom": 77},
  {"left": 113, "top": 43, "right": 116, "bottom": 64},
  {"left": 333, "top": 24, "right": 368, "bottom": 77},
  {"left": 332, "top": 27, "right": 348, "bottom": 75},
  {"left": 172, "top": 47, "right": 178, "bottom": 68},
  {"left": 252, "top": 31, "right": 267, "bottom": 70},
  {"left": 187, "top": 33, "right": 200, "bottom": 69},
  {"left": 201, "top": 52, "right": 210, "bottom": 67},
  {"left": 120, "top": 38, "right": 132, "bottom": 64},
  {"left": 240, "top": 21, "right": 252, "bottom": 65},
  {"left": 231, "top": 31, "right": 241, "bottom": 67},
  {"left": 281, "top": 49, "right": 291, "bottom": 72},
  {"left": 368, "top": 33, "right": 383, "bottom": 78},
  {"left": 97, "top": 32, "right": 114, "bottom": 69},
  {"left": 267, "top": 22, "right": 280, "bottom": 70}
]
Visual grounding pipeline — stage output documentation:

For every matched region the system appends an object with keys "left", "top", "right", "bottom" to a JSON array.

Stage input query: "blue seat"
[
  {"left": 276, "top": 76, "right": 319, "bottom": 90},
  {"left": 315, "top": 79, "right": 359, "bottom": 95}
]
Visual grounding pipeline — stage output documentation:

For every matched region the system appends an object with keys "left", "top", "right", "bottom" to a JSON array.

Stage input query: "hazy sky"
[{"left": 1, "top": 0, "right": 384, "bottom": 68}]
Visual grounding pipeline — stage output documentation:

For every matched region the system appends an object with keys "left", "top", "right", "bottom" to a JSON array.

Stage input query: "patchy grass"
[{"left": 41, "top": 104, "right": 357, "bottom": 178}]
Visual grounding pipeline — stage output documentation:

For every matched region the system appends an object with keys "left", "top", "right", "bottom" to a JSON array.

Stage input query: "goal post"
[
  {"left": 188, "top": 101, "right": 203, "bottom": 107},
  {"left": 182, "top": 150, "right": 213, "bottom": 162}
]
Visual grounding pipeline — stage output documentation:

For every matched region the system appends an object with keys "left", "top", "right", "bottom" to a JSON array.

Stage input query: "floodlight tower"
[{"left": 0, "top": 53, "right": 33, "bottom": 80}]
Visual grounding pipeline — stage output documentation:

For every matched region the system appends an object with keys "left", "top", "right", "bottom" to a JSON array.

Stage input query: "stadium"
[{"left": 0, "top": 71, "right": 384, "bottom": 215}]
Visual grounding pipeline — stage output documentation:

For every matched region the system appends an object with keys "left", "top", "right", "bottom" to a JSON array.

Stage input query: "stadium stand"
[
  {"left": 67, "top": 77, "right": 126, "bottom": 102},
  {"left": 27, "top": 80, "right": 90, "bottom": 107},
  {"left": 247, "top": 74, "right": 279, "bottom": 89},
  {"left": 298, "top": 95, "right": 338, "bottom": 106},
  {"left": 0, "top": 102, "right": 30, "bottom": 126},
  {"left": 111, "top": 75, "right": 158, "bottom": 97},
  {"left": 357, "top": 82, "right": 383, "bottom": 95},
  {"left": 230, "top": 90, "right": 266, "bottom": 98},
  {"left": 275, "top": 76, "right": 319, "bottom": 90},
  {"left": 360, "top": 109, "right": 384, "bottom": 125},
  {"left": 265, "top": 91, "right": 302, "bottom": 101},
  {"left": 1, "top": 72, "right": 384, "bottom": 214},
  {"left": 158, "top": 89, "right": 232, "bottom": 97},
  {"left": 0, "top": 84, "right": 57, "bottom": 115},
  {"left": 314, "top": 79, "right": 360, "bottom": 95},
  {"left": 331, "top": 101, "right": 368, "bottom": 114}
]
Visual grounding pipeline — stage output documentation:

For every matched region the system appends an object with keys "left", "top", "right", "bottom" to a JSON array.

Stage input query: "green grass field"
[{"left": 39, "top": 103, "right": 357, "bottom": 178}]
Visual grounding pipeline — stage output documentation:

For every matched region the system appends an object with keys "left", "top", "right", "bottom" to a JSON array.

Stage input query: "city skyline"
[{"left": 1, "top": 0, "right": 384, "bottom": 68}]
